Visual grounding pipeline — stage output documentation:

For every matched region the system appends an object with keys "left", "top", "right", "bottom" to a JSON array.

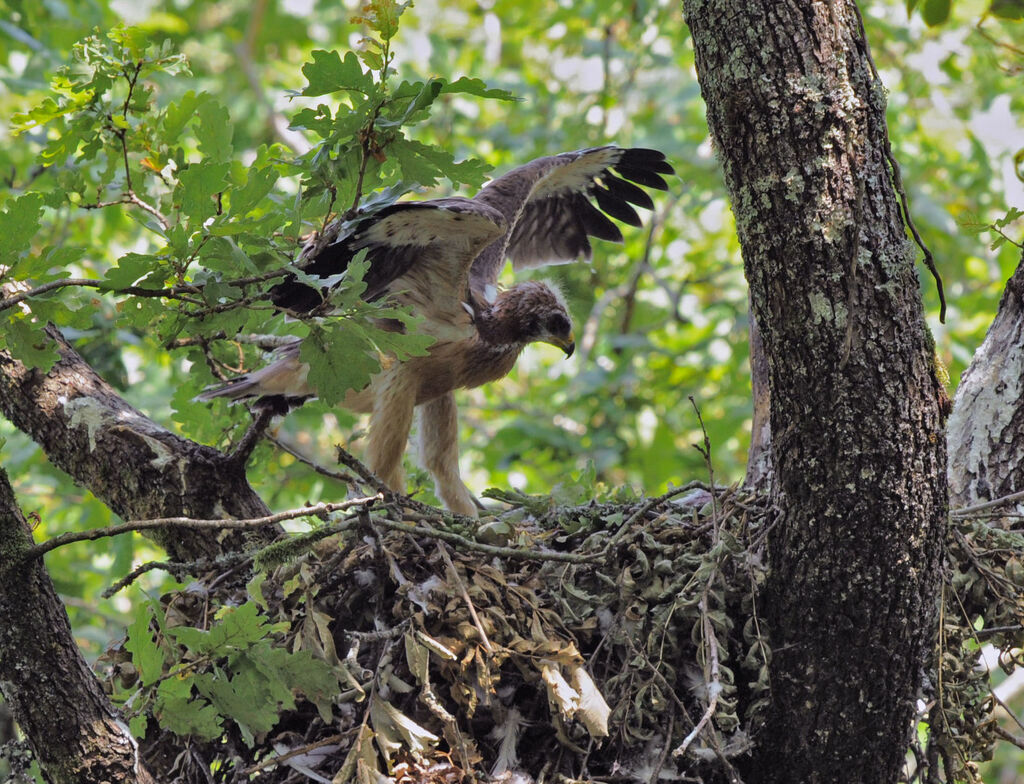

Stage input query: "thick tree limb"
[
  {"left": 0, "top": 468, "right": 154, "bottom": 784},
  {"left": 948, "top": 249, "right": 1024, "bottom": 508},
  {"left": 0, "top": 325, "right": 276, "bottom": 561}
]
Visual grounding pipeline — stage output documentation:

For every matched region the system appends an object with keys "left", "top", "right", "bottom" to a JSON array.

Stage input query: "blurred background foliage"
[{"left": 0, "top": 0, "right": 1022, "bottom": 776}]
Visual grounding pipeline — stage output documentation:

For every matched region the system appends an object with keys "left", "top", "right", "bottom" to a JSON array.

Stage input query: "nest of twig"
[
  {"left": 75, "top": 466, "right": 1024, "bottom": 784},
  {"left": 99, "top": 479, "right": 774, "bottom": 784}
]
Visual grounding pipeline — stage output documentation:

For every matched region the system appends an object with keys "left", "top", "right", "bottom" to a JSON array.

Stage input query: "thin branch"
[
  {"left": 21, "top": 497, "right": 382, "bottom": 561},
  {"left": 974, "top": 17, "right": 1024, "bottom": 63},
  {"left": 102, "top": 549, "right": 255, "bottom": 597},
  {"left": 671, "top": 402, "right": 734, "bottom": 778},
  {"left": 335, "top": 445, "right": 440, "bottom": 516},
  {"left": 229, "top": 406, "right": 276, "bottom": 464},
  {"left": 673, "top": 595, "right": 722, "bottom": 758},
  {"left": 994, "top": 725, "right": 1024, "bottom": 752},
  {"left": 103, "top": 560, "right": 178, "bottom": 596},
  {"left": 242, "top": 733, "right": 349, "bottom": 776},
  {"left": 437, "top": 542, "right": 494, "bottom": 654},
  {"left": 0, "top": 277, "right": 205, "bottom": 313},
  {"left": 853, "top": 1, "right": 945, "bottom": 323},
  {"left": 603, "top": 481, "right": 707, "bottom": 551},
  {"left": 168, "top": 333, "right": 298, "bottom": 350},
  {"left": 689, "top": 396, "right": 718, "bottom": 525},
  {"left": 81, "top": 182, "right": 171, "bottom": 233},
  {"left": 345, "top": 59, "right": 387, "bottom": 220},
  {"left": 371, "top": 513, "right": 601, "bottom": 564},
  {"left": 268, "top": 434, "right": 361, "bottom": 484},
  {"left": 951, "top": 488, "right": 1024, "bottom": 517}
]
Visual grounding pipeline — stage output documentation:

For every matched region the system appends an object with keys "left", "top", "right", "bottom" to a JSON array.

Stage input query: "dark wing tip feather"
[
  {"left": 618, "top": 147, "right": 676, "bottom": 175},
  {"left": 575, "top": 193, "right": 624, "bottom": 243},
  {"left": 592, "top": 184, "right": 643, "bottom": 227},
  {"left": 612, "top": 165, "right": 670, "bottom": 191},
  {"left": 602, "top": 172, "right": 655, "bottom": 211},
  {"left": 268, "top": 237, "right": 359, "bottom": 312},
  {"left": 269, "top": 281, "right": 325, "bottom": 312}
]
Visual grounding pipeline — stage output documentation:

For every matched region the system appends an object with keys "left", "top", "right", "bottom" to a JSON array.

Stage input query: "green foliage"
[
  {"left": 0, "top": 0, "right": 1023, "bottom": 775},
  {"left": 908, "top": 0, "right": 1024, "bottom": 23},
  {"left": 1, "top": 10, "right": 515, "bottom": 449},
  {"left": 122, "top": 600, "right": 337, "bottom": 744},
  {"left": 1, "top": 0, "right": 1020, "bottom": 568}
]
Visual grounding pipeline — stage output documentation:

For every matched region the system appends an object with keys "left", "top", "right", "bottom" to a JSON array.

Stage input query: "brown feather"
[{"left": 199, "top": 145, "right": 671, "bottom": 515}]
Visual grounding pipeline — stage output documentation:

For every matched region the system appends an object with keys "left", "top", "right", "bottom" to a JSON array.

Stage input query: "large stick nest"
[
  {"left": 88, "top": 481, "right": 1024, "bottom": 784},
  {"left": 102, "top": 483, "right": 771, "bottom": 783}
]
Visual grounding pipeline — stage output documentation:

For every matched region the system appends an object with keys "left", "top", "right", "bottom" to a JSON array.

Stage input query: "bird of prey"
[{"left": 198, "top": 146, "right": 673, "bottom": 516}]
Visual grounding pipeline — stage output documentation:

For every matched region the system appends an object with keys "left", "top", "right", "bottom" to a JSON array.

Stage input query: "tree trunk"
[
  {"left": 0, "top": 468, "right": 154, "bottom": 784},
  {"left": 947, "top": 248, "right": 1024, "bottom": 508},
  {"left": 683, "top": 2, "right": 947, "bottom": 782},
  {"left": 0, "top": 326, "right": 276, "bottom": 561}
]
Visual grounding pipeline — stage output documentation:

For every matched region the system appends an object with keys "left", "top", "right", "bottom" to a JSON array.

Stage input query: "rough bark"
[
  {"left": 0, "top": 326, "right": 276, "bottom": 561},
  {"left": 947, "top": 249, "right": 1024, "bottom": 508},
  {"left": 0, "top": 468, "right": 154, "bottom": 784},
  {"left": 683, "top": 2, "right": 947, "bottom": 782}
]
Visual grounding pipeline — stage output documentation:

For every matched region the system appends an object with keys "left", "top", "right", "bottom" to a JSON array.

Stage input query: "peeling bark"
[
  {"left": 0, "top": 326, "right": 276, "bottom": 561},
  {"left": 683, "top": 2, "right": 947, "bottom": 782},
  {"left": 948, "top": 249, "right": 1024, "bottom": 508},
  {"left": 0, "top": 468, "right": 154, "bottom": 784}
]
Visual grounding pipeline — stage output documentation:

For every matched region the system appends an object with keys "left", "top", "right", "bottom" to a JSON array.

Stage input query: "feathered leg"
[
  {"left": 366, "top": 369, "right": 416, "bottom": 493},
  {"left": 418, "top": 392, "right": 479, "bottom": 517}
]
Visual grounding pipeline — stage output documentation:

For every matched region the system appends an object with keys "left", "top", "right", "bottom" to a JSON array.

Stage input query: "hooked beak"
[{"left": 543, "top": 331, "right": 576, "bottom": 358}]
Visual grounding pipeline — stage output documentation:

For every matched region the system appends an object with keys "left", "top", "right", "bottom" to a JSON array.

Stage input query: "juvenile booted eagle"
[{"left": 198, "top": 146, "right": 673, "bottom": 516}]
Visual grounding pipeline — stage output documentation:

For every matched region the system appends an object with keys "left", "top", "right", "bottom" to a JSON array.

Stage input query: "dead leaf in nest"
[
  {"left": 571, "top": 666, "right": 610, "bottom": 738},
  {"left": 537, "top": 659, "right": 610, "bottom": 741},
  {"left": 392, "top": 755, "right": 466, "bottom": 783},
  {"left": 333, "top": 724, "right": 378, "bottom": 784},
  {"left": 370, "top": 696, "right": 440, "bottom": 771},
  {"left": 539, "top": 660, "right": 578, "bottom": 720}
]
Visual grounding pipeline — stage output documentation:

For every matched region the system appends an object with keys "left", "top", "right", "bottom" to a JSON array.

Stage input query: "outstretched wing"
[
  {"left": 269, "top": 198, "right": 507, "bottom": 336},
  {"left": 468, "top": 146, "right": 674, "bottom": 290}
]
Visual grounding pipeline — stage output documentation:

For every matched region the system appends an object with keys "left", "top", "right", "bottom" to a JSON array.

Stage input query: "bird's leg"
[
  {"left": 366, "top": 371, "right": 416, "bottom": 494},
  {"left": 418, "top": 392, "right": 479, "bottom": 518}
]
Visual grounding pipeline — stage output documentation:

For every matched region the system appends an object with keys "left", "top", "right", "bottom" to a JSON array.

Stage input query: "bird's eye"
[{"left": 546, "top": 314, "right": 570, "bottom": 335}]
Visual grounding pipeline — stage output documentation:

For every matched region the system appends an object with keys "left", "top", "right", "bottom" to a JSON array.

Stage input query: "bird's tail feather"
[
  {"left": 194, "top": 343, "right": 313, "bottom": 404},
  {"left": 194, "top": 375, "right": 262, "bottom": 403}
]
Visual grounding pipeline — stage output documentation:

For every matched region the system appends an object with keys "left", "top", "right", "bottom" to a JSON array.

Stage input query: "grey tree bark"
[
  {"left": 682, "top": 2, "right": 948, "bottom": 782},
  {"left": 0, "top": 326, "right": 276, "bottom": 561},
  {"left": 947, "top": 249, "right": 1024, "bottom": 509},
  {"left": 0, "top": 326, "right": 283, "bottom": 781},
  {"left": 0, "top": 468, "right": 154, "bottom": 784}
]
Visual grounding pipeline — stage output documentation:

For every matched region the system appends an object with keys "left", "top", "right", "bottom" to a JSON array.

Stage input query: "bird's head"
[{"left": 489, "top": 281, "right": 576, "bottom": 357}]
